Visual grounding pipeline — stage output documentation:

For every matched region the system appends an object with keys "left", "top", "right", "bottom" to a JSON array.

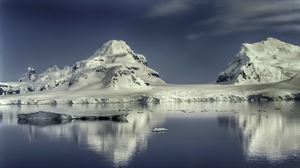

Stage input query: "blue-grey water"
[{"left": 0, "top": 102, "right": 300, "bottom": 168}]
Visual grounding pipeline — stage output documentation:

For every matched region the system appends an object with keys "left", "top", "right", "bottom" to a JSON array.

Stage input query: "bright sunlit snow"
[{"left": 0, "top": 38, "right": 299, "bottom": 105}]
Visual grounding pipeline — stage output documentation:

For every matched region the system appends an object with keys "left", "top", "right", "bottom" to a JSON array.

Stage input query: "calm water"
[{"left": 0, "top": 102, "right": 300, "bottom": 168}]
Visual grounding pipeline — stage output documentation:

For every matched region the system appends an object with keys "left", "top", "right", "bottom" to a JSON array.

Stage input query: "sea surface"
[{"left": 0, "top": 102, "right": 300, "bottom": 168}]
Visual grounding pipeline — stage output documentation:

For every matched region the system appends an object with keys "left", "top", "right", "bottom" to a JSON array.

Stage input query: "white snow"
[
  {"left": 19, "top": 67, "right": 38, "bottom": 82},
  {"left": 0, "top": 40, "right": 165, "bottom": 95},
  {"left": 152, "top": 128, "right": 168, "bottom": 132},
  {"left": 217, "top": 38, "right": 300, "bottom": 84},
  {"left": 0, "top": 38, "right": 300, "bottom": 105}
]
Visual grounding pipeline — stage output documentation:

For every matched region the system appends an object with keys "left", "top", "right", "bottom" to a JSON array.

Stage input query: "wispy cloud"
[
  {"left": 189, "top": 0, "right": 300, "bottom": 38},
  {"left": 186, "top": 33, "right": 206, "bottom": 40},
  {"left": 146, "top": 0, "right": 195, "bottom": 18}
]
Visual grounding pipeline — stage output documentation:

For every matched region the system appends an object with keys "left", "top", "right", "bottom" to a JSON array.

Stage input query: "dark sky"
[{"left": 1, "top": 0, "right": 300, "bottom": 83}]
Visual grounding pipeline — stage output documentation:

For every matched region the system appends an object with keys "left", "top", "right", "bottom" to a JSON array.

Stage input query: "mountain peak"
[
  {"left": 93, "top": 40, "right": 131, "bottom": 57},
  {"left": 260, "top": 37, "right": 290, "bottom": 46},
  {"left": 242, "top": 37, "right": 293, "bottom": 51},
  {"left": 19, "top": 67, "right": 38, "bottom": 82},
  {"left": 217, "top": 38, "right": 300, "bottom": 84},
  {"left": 266, "top": 37, "right": 281, "bottom": 42},
  {"left": 67, "top": 40, "right": 165, "bottom": 90}
]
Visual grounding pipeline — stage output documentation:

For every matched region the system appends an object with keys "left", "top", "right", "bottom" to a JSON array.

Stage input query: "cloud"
[
  {"left": 146, "top": 0, "right": 194, "bottom": 18},
  {"left": 186, "top": 33, "right": 206, "bottom": 40},
  {"left": 189, "top": 0, "right": 300, "bottom": 38}
]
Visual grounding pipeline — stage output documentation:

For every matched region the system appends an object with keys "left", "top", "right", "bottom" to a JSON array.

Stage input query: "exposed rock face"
[
  {"left": 0, "top": 83, "right": 21, "bottom": 95},
  {"left": 18, "top": 112, "right": 71, "bottom": 126},
  {"left": 17, "top": 111, "right": 129, "bottom": 126},
  {"left": 19, "top": 67, "right": 38, "bottom": 82},
  {"left": 217, "top": 38, "right": 300, "bottom": 85}
]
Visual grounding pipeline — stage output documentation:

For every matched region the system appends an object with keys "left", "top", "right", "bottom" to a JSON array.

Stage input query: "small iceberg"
[{"left": 152, "top": 128, "right": 168, "bottom": 133}]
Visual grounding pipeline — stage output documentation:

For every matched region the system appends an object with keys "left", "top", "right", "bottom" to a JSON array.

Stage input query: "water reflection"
[
  {"left": 0, "top": 102, "right": 300, "bottom": 167},
  {"left": 219, "top": 102, "right": 300, "bottom": 162},
  {"left": 0, "top": 111, "right": 18, "bottom": 125},
  {"left": 0, "top": 105, "right": 166, "bottom": 167}
]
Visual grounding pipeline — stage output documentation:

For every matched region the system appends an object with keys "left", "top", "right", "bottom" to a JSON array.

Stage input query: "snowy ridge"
[
  {"left": 0, "top": 40, "right": 165, "bottom": 96},
  {"left": 0, "top": 38, "right": 300, "bottom": 105},
  {"left": 68, "top": 40, "right": 164, "bottom": 90},
  {"left": 19, "top": 67, "right": 38, "bottom": 82},
  {"left": 217, "top": 38, "right": 300, "bottom": 84}
]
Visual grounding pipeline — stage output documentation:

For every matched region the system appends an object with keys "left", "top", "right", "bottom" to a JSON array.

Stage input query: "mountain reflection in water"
[
  {"left": 218, "top": 102, "right": 300, "bottom": 162},
  {"left": 0, "top": 104, "right": 166, "bottom": 167},
  {"left": 0, "top": 102, "right": 300, "bottom": 167}
]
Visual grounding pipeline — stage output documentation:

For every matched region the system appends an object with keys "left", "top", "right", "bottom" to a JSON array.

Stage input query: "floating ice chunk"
[{"left": 152, "top": 128, "right": 168, "bottom": 132}]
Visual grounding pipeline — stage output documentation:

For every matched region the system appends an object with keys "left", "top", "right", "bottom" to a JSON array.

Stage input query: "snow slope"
[
  {"left": 0, "top": 38, "right": 300, "bottom": 105},
  {"left": 68, "top": 40, "right": 165, "bottom": 90},
  {"left": 0, "top": 40, "right": 165, "bottom": 96},
  {"left": 0, "top": 73, "right": 299, "bottom": 105},
  {"left": 217, "top": 38, "right": 300, "bottom": 84}
]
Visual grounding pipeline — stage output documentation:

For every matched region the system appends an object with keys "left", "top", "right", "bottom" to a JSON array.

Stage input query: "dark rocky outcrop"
[{"left": 17, "top": 111, "right": 129, "bottom": 126}]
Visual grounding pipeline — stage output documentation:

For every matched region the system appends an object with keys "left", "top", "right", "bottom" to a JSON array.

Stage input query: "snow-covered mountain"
[
  {"left": 0, "top": 38, "right": 300, "bottom": 105},
  {"left": 19, "top": 67, "right": 39, "bottom": 82},
  {"left": 0, "top": 40, "right": 165, "bottom": 95},
  {"left": 68, "top": 40, "right": 164, "bottom": 90},
  {"left": 217, "top": 38, "right": 300, "bottom": 84}
]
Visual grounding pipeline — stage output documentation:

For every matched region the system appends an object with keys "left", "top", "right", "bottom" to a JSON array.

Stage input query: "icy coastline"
[{"left": 0, "top": 38, "right": 300, "bottom": 105}]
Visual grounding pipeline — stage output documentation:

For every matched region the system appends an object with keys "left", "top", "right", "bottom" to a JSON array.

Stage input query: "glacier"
[{"left": 0, "top": 38, "right": 300, "bottom": 105}]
